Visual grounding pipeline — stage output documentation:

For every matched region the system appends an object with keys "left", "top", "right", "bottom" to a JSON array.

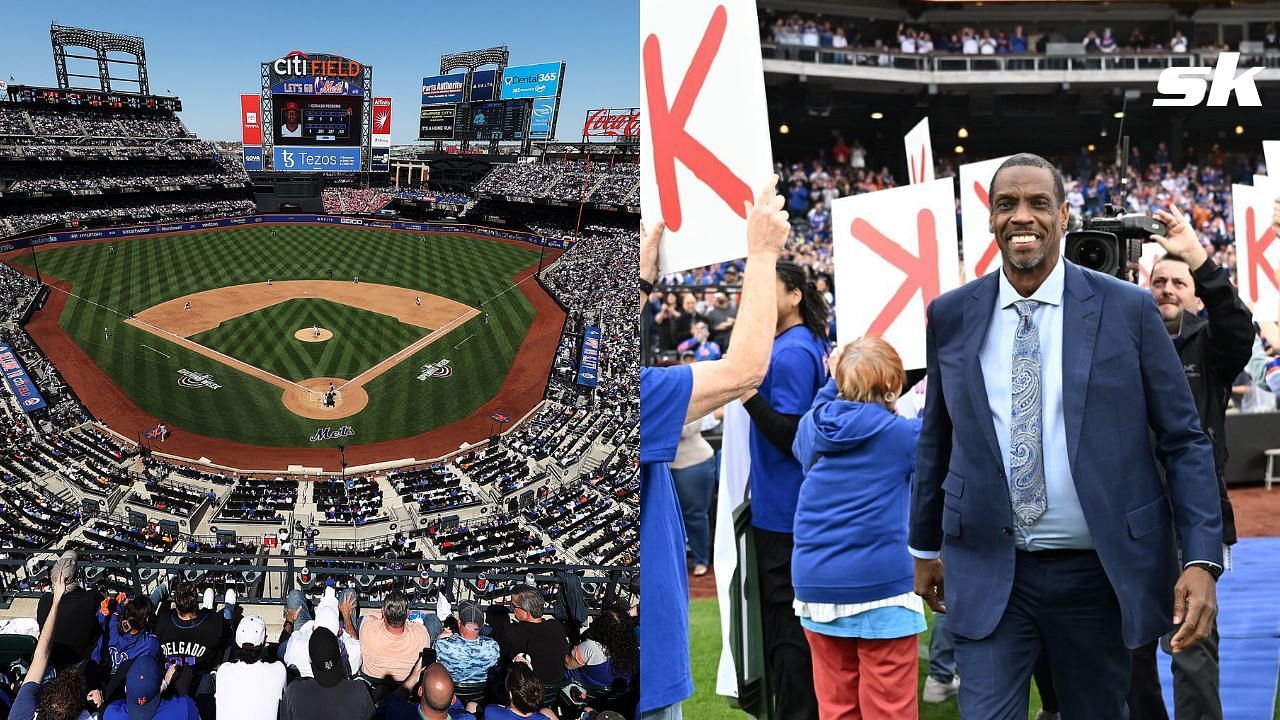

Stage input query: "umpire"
[{"left": 1129, "top": 206, "right": 1255, "bottom": 720}]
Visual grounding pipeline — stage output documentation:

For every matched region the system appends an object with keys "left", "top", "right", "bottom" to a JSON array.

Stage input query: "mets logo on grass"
[
  {"left": 310, "top": 425, "right": 356, "bottom": 443},
  {"left": 417, "top": 358, "right": 453, "bottom": 381},
  {"left": 177, "top": 369, "right": 221, "bottom": 390}
]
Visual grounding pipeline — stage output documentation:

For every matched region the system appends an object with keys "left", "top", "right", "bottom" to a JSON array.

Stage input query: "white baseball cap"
[
  {"left": 316, "top": 604, "right": 341, "bottom": 635},
  {"left": 236, "top": 615, "right": 267, "bottom": 647}
]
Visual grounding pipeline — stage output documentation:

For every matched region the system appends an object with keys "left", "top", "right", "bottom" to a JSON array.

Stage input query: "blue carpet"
[{"left": 1156, "top": 537, "right": 1280, "bottom": 718}]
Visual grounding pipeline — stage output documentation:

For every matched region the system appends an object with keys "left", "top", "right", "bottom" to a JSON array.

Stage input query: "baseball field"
[{"left": 11, "top": 223, "right": 556, "bottom": 456}]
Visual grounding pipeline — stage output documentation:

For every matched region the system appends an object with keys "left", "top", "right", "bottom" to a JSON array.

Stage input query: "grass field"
[
  {"left": 689, "top": 597, "right": 1048, "bottom": 720},
  {"left": 189, "top": 298, "right": 430, "bottom": 382},
  {"left": 13, "top": 224, "right": 544, "bottom": 447}
]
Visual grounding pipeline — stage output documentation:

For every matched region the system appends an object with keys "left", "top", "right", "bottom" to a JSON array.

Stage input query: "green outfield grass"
[
  {"left": 189, "top": 298, "right": 430, "bottom": 382},
  {"left": 14, "top": 225, "right": 543, "bottom": 447}
]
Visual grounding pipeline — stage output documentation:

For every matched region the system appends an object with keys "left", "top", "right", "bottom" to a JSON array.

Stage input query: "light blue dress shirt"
[{"left": 983, "top": 259, "right": 1093, "bottom": 550}]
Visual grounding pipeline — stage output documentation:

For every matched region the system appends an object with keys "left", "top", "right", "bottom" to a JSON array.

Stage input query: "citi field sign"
[{"left": 272, "top": 51, "right": 362, "bottom": 79}]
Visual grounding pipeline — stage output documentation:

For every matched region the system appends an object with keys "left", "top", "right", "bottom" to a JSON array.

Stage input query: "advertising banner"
[
  {"left": 371, "top": 147, "right": 389, "bottom": 172},
  {"left": 240, "top": 94, "right": 262, "bottom": 146},
  {"left": 0, "top": 343, "right": 48, "bottom": 413},
  {"left": 242, "top": 146, "right": 263, "bottom": 171},
  {"left": 272, "top": 146, "right": 361, "bottom": 172},
  {"left": 470, "top": 69, "right": 498, "bottom": 101},
  {"left": 577, "top": 326, "right": 601, "bottom": 387},
  {"left": 422, "top": 73, "right": 466, "bottom": 105},
  {"left": 419, "top": 105, "right": 457, "bottom": 140},
  {"left": 373, "top": 96, "right": 392, "bottom": 149},
  {"left": 583, "top": 107, "right": 640, "bottom": 141},
  {"left": 270, "top": 78, "right": 363, "bottom": 96},
  {"left": 500, "top": 61, "right": 564, "bottom": 100},
  {"left": 529, "top": 97, "right": 556, "bottom": 139}
]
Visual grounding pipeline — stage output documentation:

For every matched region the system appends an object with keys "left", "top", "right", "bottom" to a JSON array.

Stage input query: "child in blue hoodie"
[{"left": 790, "top": 337, "right": 924, "bottom": 719}]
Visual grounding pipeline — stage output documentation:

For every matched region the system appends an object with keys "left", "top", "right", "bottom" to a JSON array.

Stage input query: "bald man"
[{"left": 380, "top": 662, "right": 475, "bottom": 720}]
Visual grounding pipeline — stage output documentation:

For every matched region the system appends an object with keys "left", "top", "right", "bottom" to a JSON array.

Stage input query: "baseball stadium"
[{"left": 0, "top": 11, "right": 639, "bottom": 720}]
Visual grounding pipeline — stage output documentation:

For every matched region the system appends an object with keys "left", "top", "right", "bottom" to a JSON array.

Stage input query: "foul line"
[
  {"left": 40, "top": 283, "right": 311, "bottom": 394},
  {"left": 140, "top": 345, "right": 171, "bottom": 359},
  {"left": 453, "top": 334, "right": 475, "bottom": 349},
  {"left": 335, "top": 270, "right": 542, "bottom": 393}
]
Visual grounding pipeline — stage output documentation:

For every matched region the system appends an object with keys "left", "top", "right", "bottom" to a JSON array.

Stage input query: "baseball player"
[
  {"left": 267, "top": 278, "right": 273, "bottom": 286},
  {"left": 415, "top": 297, "right": 422, "bottom": 307},
  {"left": 184, "top": 302, "right": 191, "bottom": 312},
  {"left": 103, "top": 326, "right": 110, "bottom": 339},
  {"left": 313, "top": 324, "right": 320, "bottom": 338}
]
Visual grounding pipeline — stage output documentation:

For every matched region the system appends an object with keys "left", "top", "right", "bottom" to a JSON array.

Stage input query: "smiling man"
[{"left": 909, "top": 153, "right": 1224, "bottom": 719}]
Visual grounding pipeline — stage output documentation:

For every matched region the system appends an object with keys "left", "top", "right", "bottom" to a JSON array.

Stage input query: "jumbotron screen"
[{"left": 271, "top": 95, "right": 362, "bottom": 147}]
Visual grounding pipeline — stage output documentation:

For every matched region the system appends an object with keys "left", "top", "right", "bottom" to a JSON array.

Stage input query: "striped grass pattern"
[{"left": 15, "top": 225, "right": 541, "bottom": 447}]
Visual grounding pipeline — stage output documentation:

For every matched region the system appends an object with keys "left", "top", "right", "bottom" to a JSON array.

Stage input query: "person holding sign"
[
  {"left": 738, "top": 260, "right": 830, "bottom": 720},
  {"left": 639, "top": 177, "right": 791, "bottom": 720},
  {"left": 910, "top": 154, "right": 1223, "bottom": 719}
]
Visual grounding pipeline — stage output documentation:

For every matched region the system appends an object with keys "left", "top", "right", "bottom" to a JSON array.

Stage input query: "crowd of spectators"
[
  {"left": 7, "top": 557, "right": 638, "bottom": 720},
  {"left": 475, "top": 161, "right": 639, "bottom": 206},
  {"left": 322, "top": 186, "right": 395, "bottom": 215},
  {"left": 761, "top": 9, "right": 1279, "bottom": 58},
  {"left": 5, "top": 159, "right": 247, "bottom": 193},
  {"left": 3, "top": 195, "right": 257, "bottom": 236}
]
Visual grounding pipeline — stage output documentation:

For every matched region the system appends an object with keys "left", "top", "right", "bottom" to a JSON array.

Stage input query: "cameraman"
[{"left": 1129, "top": 205, "right": 1255, "bottom": 720}]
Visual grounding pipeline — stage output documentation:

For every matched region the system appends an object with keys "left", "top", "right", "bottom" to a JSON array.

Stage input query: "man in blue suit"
[{"left": 910, "top": 153, "right": 1223, "bottom": 719}]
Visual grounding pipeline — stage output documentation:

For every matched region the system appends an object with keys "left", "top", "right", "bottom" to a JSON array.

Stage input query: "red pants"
[{"left": 804, "top": 630, "right": 918, "bottom": 720}]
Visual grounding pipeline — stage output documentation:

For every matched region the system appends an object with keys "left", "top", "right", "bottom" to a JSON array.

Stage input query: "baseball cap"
[
  {"left": 125, "top": 654, "right": 163, "bottom": 720},
  {"left": 309, "top": 626, "right": 344, "bottom": 688},
  {"left": 457, "top": 600, "right": 484, "bottom": 629},
  {"left": 316, "top": 604, "right": 341, "bottom": 635},
  {"left": 51, "top": 549, "right": 78, "bottom": 587},
  {"left": 236, "top": 614, "right": 267, "bottom": 647}
]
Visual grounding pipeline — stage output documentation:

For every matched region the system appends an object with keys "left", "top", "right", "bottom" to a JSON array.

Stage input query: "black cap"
[{"left": 309, "top": 626, "right": 344, "bottom": 688}]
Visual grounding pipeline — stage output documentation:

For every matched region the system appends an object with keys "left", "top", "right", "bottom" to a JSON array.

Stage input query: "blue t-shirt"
[
  {"left": 638, "top": 365, "right": 694, "bottom": 712},
  {"left": 483, "top": 707, "right": 550, "bottom": 720},
  {"left": 749, "top": 325, "right": 828, "bottom": 533}
]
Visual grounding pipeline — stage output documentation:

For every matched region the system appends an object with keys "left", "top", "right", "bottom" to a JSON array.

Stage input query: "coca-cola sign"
[{"left": 582, "top": 107, "right": 640, "bottom": 141}]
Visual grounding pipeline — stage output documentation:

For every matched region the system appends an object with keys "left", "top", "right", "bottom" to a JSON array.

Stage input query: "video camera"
[
  {"left": 1062, "top": 132, "right": 1168, "bottom": 283},
  {"left": 1064, "top": 206, "right": 1167, "bottom": 281}
]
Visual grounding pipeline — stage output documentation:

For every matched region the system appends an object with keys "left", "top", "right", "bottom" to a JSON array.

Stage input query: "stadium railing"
[
  {"left": 762, "top": 45, "right": 1280, "bottom": 74},
  {"left": 0, "top": 549, "right": 635, "bottom": 613}
]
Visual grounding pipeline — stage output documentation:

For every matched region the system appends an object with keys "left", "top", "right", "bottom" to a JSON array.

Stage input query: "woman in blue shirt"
[
  {"left": 791, "top": 337, "right": 924, "bottom": 718},
  {"left": 739, "top": 260, "right": 830, "bottom": 719},
  {"left": 639, "top": 177, "right": 792, "bottom": 720}
]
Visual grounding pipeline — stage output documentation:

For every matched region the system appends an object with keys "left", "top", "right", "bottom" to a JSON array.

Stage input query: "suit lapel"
[
  {"left": 1061, "top": 262, "right": 1100, "bottom": 468},
  {"left": 964, "top": 274, "right": 1004, "bottom": 468}
]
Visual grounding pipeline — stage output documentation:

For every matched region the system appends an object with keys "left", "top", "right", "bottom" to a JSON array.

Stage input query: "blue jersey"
[
  {"left": 749, "top": 325, "right": 828, "bottom": 533},
  {"left": 638, "top": 365, "right": 694, "bottom": 712}
]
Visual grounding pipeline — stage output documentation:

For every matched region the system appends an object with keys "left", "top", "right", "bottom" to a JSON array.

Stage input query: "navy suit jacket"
[{"left": 910, "top": 260, "right": 1223, "bottom": 649}]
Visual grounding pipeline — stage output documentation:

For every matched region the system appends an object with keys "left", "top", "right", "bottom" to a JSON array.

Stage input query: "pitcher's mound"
[
  {"left": 295, "top": 328, "right": 333, "bottom": 343},
  {"left": 282, "top": 377, "right": 368, "bottom": 419}
]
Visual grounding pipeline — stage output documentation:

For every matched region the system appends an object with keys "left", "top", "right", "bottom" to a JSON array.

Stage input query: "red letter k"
[{"left": 643, "top": 5, "right": 752, "bottom": 232}]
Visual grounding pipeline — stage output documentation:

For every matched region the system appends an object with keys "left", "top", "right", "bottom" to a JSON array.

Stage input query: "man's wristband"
[
  {"left": 1185, "top": 560, "right": 1222, "bottom": 581},
  {"left": 639, "top": 278, "right": 655, "bottom": 295}
]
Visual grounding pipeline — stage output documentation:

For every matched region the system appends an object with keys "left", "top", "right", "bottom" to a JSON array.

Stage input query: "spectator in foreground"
[
  {"left": 483, "top": 662, "right": 559, "bottom": 720},
  {"left": 214, "top": 615, "right": 287, "bottom": 720},
  {"left": 35, "top": 550, "right": 103, "bottom": 672},
  {"left": 280, "top": 627, "right": 374, "bottom": 720},
  {"left": 9, "top": 559, "right": 97, "bottom": 720},
  {"left": 639, "top": 177, "right": 791, "bottom": 718},
  {"left": 102, "top": 654, "right": 198, "bottom": 720},
  {"left": 565, "top": 604, "right": 638, "bottom": 688},
  {"left": 790, "top": 337, "right": 924, "bottom": 718},
  {"left": 93, "top": 593, "right": 159, "bottom": 689},
  {"left": 434, "top": 600, "right": 500, "bottom": 684},
  {"left": 358, "top": 590, "right": 430, "bottom": 700},
  {"left": 497, "top": 586, "right": 569, "bottom": 685},
  {"left": 378, "top": 663, "right": 477, "bottom": 720}
]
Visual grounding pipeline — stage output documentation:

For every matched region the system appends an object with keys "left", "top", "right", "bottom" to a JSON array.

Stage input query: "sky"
[{"left": 1, "top": 1, "right": 638, "bottom": 144}]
